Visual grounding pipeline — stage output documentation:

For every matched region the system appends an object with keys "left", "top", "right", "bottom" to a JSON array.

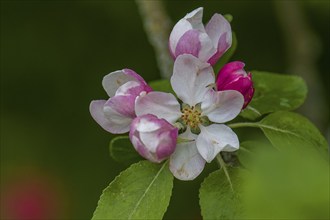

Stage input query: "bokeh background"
[{"left": 1, "top": 0, "right": 329, "bottom": 219}]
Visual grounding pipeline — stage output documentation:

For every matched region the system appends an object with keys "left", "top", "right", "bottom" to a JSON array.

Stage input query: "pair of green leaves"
[
  {"left": 200, "top": 147, "right": 329, "bottom": 220},
  {"left": 200, "top": 110, "right": 329, "bottom": 219},
  {"left": 198, "top": 68, "right": 326, "bottom": 218},
  {"left": 199, "top": 80, "right": 326, "bottom": 219}
]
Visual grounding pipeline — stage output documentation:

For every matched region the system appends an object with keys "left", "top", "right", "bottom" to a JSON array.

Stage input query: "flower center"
[{"left": 180, "top": 105, "right": 202, "bottom": 130}]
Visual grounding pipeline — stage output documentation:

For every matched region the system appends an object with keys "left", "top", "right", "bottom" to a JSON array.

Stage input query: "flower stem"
[
  {"left": 216, "top": 154, "right": 234, "bottom": 192},
  {"left": 135, "top": 0, "right": 173, "bottom": 79},
  {"left": 227, "top": 122, "right": 260, "bottom": 129}
]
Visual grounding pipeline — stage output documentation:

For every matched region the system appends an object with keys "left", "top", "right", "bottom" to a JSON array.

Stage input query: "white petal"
[
  {"left": 197, "top": 32, "right": 217, "bottom": 62},
  {"left": 139, "top": 132, "right": 160, "bottom": 153},
  {"left": 89, "top": 100, "right": 110, "bottom": 130},
  {"left": 135, "top": 92, "right": 181, "bottom": 123},
  {"left": 169, "top": 19, "right": 193, "bottom": 56},
  {"left": 169, "top": 128, "right": 206, "bottom": 180},
  {"left": 205, "top": 13, "right": 232, "bottom": 51},
  {"left": 115, "top": 81, "right": 141, "bottom": 96},
  {"left": 202, "top": 90, "right": 244, "bottom": 123},
  {"left": 171, "top": 54, "right": 215, "bottom": 106},
  {"left": 89, "top": 99, "right": 132, "bottom": 134},
  {"left": 135, "top": 116, "right": 162, "bottom": 133},
  {"left": 102, "top": 69, "right": 146, "bottom": 97},
  {"left": 102, "top": 95, "right": 136, "bottom": 134},
  {"left": 174, "top": 29, "right": 202, "bottom": 58},
  {"left": 169, "top": 7, "right": 205, "bottom": 56},
  {"left": 184, "top": 7, "right": 205, "bottom": 31},
  {"left": 196, "top": 124, "right": 239, "bottom": 163}
]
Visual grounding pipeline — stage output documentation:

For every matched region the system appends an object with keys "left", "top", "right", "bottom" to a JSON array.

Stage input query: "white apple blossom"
[{"left": 135, "top": 54, "right": 244, "bottom": 180}]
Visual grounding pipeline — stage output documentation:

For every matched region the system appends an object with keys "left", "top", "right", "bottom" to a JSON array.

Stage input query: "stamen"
[{"left": 180, "top": 104, "right": 203, "bottom": 134}]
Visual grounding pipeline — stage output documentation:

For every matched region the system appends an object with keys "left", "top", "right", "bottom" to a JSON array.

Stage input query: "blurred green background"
[{"left": 1, "top": 0, "right": 329, "bottom": 219}]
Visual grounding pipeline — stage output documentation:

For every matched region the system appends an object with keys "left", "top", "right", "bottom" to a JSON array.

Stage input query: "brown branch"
[{"left": 136, "top": 0, "right": 173, "bottom": 79}]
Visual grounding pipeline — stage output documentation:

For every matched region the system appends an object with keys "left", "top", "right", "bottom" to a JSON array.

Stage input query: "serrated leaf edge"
[{"left": 92, "top": 160, "right": 171, "bottom": 220}]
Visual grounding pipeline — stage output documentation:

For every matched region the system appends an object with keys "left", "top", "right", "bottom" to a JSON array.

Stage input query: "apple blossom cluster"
[{"left": 90, "top": 7, "right": 254, "bottom": 180}]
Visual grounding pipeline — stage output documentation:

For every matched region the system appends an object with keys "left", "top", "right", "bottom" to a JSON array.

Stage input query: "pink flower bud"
[
  {"left": 129, "top": 114, "right": 178, "bottom": 163},
  {"left": 216, "top": 61, "right": 254, "bottom": 109},
  {"left": 169, "top": 7, "right": 232, "bottom": 66}
]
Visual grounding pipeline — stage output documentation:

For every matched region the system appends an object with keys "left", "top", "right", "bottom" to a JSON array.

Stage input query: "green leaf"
[
  {"left": 109, "top": 136, "right": 143, "bottom": 164},
  {"left": 148, "top": 79, "right": 174, "bottom": 94},
  {"left": 199, "top": 168, "right": 244, "bottom": 220},
  {"left": 236, "top": 141, "right": 273, "bottom": 168},
  {"left": 242, "top": 142, "right": 329, "bottom": 219},
  {"left": 259, "top": 111, "right": 328, "bottom": 152},
  {"left": 92, "top": 160, "right": 173, "bottom": 220},
  {"left": 240, "top": 71, "right": 307, "bottom": 120},
  {"left": 214, "top": 32, "right": 237, "bottom": 73}
]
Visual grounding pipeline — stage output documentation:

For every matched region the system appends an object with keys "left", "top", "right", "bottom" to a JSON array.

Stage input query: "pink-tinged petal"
[
  {"left": 201, "top": 90, "right": 244, "bottom": 123},
  {"left": 156, "top": 128, "right": 179, "bottom": 160},
  {"left": 139, "top": 128, "right": 178, "bottom": 160},
  {"left": 207, "top": 33, "right": 231, "bottom": 66},
  {"left": 96, "top": 95, "right": 135, "bottom": 134},
  {"left": 169, "top": 7, "right": 204, "bottom": 58},
  {"left": 135, "top": 91, "right": 181, "bottom": 123},
  {"left": 171, "top": 54, "right": 215, "bottom": 106},
  {"left": 242, "top": 80, "right": 255, "bottom": 108},
  {"left": 169, "top": 19, "right": 194, "bottom": 57},
  {"left": 205, "top": 13, "right": 231, "bottom": 47},
  {"left": 197, "top": 32, "right": 217, "bottom": 62},
  {"left": 175, "top": 29, "right": 201, "bottom": 58},
  {"left": 169, "top": 128, "right": 206, "bottom": 181},
  {"left": 174, "top": 30, "right": 216, "bottom": 63},
  {"left": 220, "top": 74, "right": 253, "bottom": 95},
  {"left": 90, "top": 100, "right": 108, "bottom": 129},
  {"left": 102, "top": 69, "right": 151, "bottom": 97},
  {"left": 122, "top": 68, "right": 146, "bottom": 83},
  {"left": 129, "top": 114, "right": 178, "bottom": 163},
  {"left": 216, "top": 61, "right": 254, "bottom": 108},
  {"left": 220, "top": 73, "right": 254, "bottom": 109},
  {"left": 169, "top": 8, "right": 232, "bottom": 65},
  {"left": 104, "top": 95, "right": 136, "bottom": 118},
  {"left": 205, "top": 13, "right": 232, "bottom": 65},
  {"left": 216, "top": 61, "right": 246, "bottom": 87},
  {"left": 130, "top": 135, "right": 150, "bottom": 160},
  {"left": 115, "top": 81, "right": 148, "bottom": 97},
  {"left": 90, "top": 99, "right": 132, "bottom": 134},
  {"left": 169, "top": 7, "right": 224, "bottom": 64},
  {"left": 168, "top": 38, "right": 176, "bottom": 59},
  {"left": 133, "top": 114, "right": 162, "bottom": 132},
  {"left": 196, "top": 124, "right": 239, "bottom": 163}
]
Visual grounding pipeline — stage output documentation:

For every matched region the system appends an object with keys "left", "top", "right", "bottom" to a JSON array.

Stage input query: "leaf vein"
[{"left": 128, "top": 161, "right": 167, "bottom": 219}]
